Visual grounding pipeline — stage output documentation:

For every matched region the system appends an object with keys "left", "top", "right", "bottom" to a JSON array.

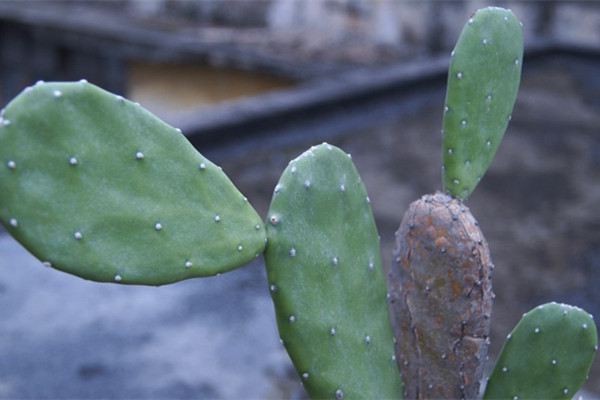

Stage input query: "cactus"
[
  {"left": 0, "top": 81, "right": 265, "bottom": 285},
  {"left": 0, "top": 81, "right": 403, "bottom": 397},
  {"left": 389, "top": 192, "right": 493, "bottom": 399},
  {"left": 389, "top": 7, "right": 521, "bottom": 395},
  {"left": 0, "top": 6, "right": 597, "bottom": 400},
  {"left": 442, "top": 7, "right": 523, "bottom": 199},
  {"left": 484, "top": 303, "right": 598, "bottom": 399},
  {"left": 264, "top": 143, "right": 403, "bottom": 399},
  {"left": 389, "top": 7, "right": 597, "bottom": 399}
]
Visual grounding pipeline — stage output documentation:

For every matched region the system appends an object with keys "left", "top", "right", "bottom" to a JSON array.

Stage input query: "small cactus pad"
[
  {"left": 0, "top": 81, "right": 265, "bottom": 285},
  {"left": 442, "top": 7, "right": 523, "bottom": 199},
  {"left": 484, "top": 302, "right": 598, "bottom": 400},
  {"left": 264, "top": 144, "right": 403, "bottom": 399},
  {"left": 389, "top": 192, "right": 494, "bottom": 399}
]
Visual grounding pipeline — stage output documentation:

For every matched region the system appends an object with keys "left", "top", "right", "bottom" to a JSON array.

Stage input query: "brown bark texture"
[{"left": 388, "top": 192, "right": 494, "bottom": 399}]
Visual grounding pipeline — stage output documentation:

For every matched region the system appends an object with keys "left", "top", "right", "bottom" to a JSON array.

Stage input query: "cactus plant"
[
  {"left": 0, "top": 81, "right": 266, "bottom": 285},
  {"left": 0, "top": 81, "right": 404, "bottom": 397},
  {"left": 484, "top": 303, "right": 597, "bottom": 399},
  {"left": 0, "top": 5, "right": 597, "bottom": 400},
  {"left": 442, "top": 7, "right": 523, "bottom": 200},
  {"left": 388, "top": 6, "right": 597, "bottom": 399},
  {"left": 389, "top": 192, "right": 493, "bottom": 399},
  {"left": 264, "top": 144, "right": 403, "bottom": 398}
]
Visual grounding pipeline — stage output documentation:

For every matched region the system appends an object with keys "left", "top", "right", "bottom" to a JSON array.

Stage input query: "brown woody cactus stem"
[{"left": 388, "top": 192, "right": 494, "bottom": 399}]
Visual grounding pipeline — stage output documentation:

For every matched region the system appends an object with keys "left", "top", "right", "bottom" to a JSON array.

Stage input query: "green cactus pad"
[
  {"left": 264, "top": 143, "right": 403, "bottom": 399},
  {"left": 442, "top": 7, "right": 523, "bottom": 199},
  {"left": 484, "top": 302, "right": 598, "bottom": 400},
  {"left": 0, "top": 81, "right": 265, "bottom": 285}
]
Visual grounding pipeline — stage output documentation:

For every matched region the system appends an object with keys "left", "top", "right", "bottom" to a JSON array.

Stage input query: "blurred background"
[{"left": 0, "top": 0, "right": 599, "bottom": 398}]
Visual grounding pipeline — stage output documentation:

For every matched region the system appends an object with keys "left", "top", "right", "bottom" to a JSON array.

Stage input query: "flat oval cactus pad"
[
  {"left": 484, "top": 303, "right": 597, "bottom": 400},
  {"left": 264, "top": 143, "right": 403, "bottom": 399},
  {"left": 0, "top": 81, "right": 265, "bottom": 285},
  {"left": 442, "top": 7, "right": 523, "bottom": 199}
]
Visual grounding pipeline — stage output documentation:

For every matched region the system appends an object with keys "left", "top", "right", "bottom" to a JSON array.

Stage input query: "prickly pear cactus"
[
  {"left": 264, "top": 143, "right": 403, "bottom": 399},
  {"left": 484, "top": 302, "right": 598, "bottom": 400},
  {"left": 389, "top": 192, "right": 494, "bottom": 399},
  {"left": 442, "top": 7, "right": 523, "bottom": 199},
  {"left": 0, "top": 81, "right": 265, "bottom": 285}
]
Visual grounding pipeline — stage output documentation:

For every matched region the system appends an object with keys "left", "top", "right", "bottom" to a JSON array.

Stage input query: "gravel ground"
[{"left": 1, "top": 59, "right": 599, "bottom": 398}]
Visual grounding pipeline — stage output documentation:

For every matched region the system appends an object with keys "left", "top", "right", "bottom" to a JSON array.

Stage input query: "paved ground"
[{"left": 0, "top": 237, "right": 303, "bottom": 399}]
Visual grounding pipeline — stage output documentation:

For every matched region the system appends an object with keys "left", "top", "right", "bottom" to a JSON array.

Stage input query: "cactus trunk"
[{"left": 389, "top": 192, "right": 493, "bottom": 399}]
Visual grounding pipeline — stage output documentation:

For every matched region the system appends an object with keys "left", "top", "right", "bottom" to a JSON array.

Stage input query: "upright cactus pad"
[
  {"left": 0, "top": 81, "right": 265, "bottom": 285},
  {"left": 484, "top": 302, "right": 598, "bottom": 400},
  {"left": 389, "top": 192, "right": 494, "bottom": 399},
  {"left": 442, "top": 7, "right": 523, "bottom": 199},
  {"left": 264, "top": 144, "right": 403, "bottom": 399}
]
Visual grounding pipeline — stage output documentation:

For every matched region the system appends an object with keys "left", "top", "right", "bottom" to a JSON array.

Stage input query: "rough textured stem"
[
  {"left": 389, "top": 192, "right": 493, "bottom": 399},
  {"left": 265, "top": 143, "right": 403, "bottom": 399}
]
